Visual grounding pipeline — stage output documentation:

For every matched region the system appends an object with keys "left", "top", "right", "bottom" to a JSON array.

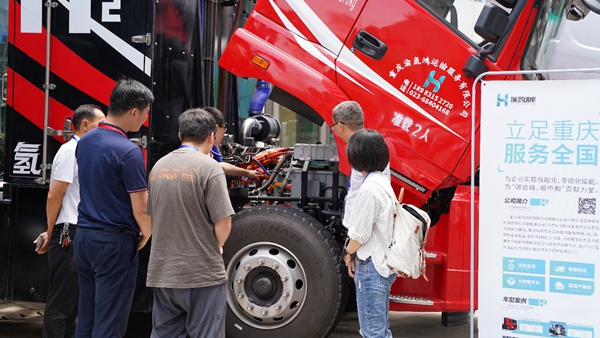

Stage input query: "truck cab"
[
  {"left": 502, "top": 317, "right": 518, "bottom": 330},
  {"left": 218, "top": 0, "right": 600, "bottom": 336}
]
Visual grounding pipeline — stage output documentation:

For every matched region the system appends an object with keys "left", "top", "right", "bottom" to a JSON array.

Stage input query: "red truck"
[
  {"left": 217, "top": 0, "right": 600, "bottom": 336},
  {"left": 0, "top": 0, "right": 598, "bottom": 337},
  {"left": 502, "top": 317, "right": 518, "bottom": 330}
]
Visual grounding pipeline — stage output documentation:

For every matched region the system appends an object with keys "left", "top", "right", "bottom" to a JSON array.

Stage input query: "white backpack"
[{"left": 375, "top": 183, "right": 432, "bottom": 280}]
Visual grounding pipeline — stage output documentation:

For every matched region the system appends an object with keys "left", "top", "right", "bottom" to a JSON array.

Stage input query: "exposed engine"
[{"left": 219, "top": 122, "right": 349, "bottom": 241}]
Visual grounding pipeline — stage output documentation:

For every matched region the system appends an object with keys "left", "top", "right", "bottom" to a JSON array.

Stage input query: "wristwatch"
[{"left": 342, "top": 246, "right": 353, "bottom": 260}]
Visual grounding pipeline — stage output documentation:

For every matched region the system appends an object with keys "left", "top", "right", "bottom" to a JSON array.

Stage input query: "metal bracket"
[
  {"left": 47, "top": 127, "right": 75, "bottom": 141},
  {"left": 130, "top": 135, "right": 148, "bottom": 149},
  {"left": 131, "top": 33, "right": 151, "bottom": 46},
  {"left": 34, "top": 177, "right": 47, "bottom": 185},
  {"left": 1, "top": 73, "right": 6, "bottom": 102},
  {"left": 34, "top": 163, "right": 52, "bottom": 185},
  {"left": 45, "top": 1, "right": 58, "bottom": 8}
]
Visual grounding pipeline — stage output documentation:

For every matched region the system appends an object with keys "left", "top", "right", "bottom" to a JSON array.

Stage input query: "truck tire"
[{"left": 223, "top": 205, "right": 344, "bottom": 338}]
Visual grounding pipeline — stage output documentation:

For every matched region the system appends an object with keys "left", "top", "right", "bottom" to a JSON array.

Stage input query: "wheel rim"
[{"left": 226, "top": 242, "right": 307, "bottom": 330}]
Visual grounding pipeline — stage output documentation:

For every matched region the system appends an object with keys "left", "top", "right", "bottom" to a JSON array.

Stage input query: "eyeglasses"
[
  {"left": 220, "top": 125, "right": 228, "bottom": 132},
  {"left": 330, "top": 121, "right": 345, "bottom": 131}
]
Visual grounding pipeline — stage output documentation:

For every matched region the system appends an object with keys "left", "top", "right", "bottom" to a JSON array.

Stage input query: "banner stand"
[{"left": 469, "top": 68, "right": 600, "bottom": 338}]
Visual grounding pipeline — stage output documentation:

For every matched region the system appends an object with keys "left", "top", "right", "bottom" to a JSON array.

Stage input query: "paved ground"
[
  {"left": 332, "top": 311, "right": 478, "bottom": 338},
  {"left": 0, "top": 301, "right": 478, "bottom": 337}
]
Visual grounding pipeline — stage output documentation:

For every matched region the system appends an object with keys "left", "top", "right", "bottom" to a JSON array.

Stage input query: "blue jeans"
[{"left": 354, "top": 257, "right": 397, "bottom": 338}]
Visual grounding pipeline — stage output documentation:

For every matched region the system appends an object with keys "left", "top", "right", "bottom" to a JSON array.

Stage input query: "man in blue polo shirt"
[{"left": 74, "top": 78, "right": 153, "bottom": 338}]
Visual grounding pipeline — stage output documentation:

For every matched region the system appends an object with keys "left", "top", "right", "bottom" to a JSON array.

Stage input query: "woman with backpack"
[{"left": 341, "top": 129, "right": 399, "bottom": 338}]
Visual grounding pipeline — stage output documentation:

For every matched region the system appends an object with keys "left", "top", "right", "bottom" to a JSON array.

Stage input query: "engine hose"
[
  {"left": 252, "top": 158, "right": 271, "bottom": 176},
  {"left": 250, "top": 152, "right": 293, "bottom": 194}
]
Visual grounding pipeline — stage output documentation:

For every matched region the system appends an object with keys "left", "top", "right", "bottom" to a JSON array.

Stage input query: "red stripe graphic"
[
  {"left": 10, "top": 67, "right": 75, "bottom": 134},
  {"left": 12, "top": 2, "right": 116, "bottom": 106}
]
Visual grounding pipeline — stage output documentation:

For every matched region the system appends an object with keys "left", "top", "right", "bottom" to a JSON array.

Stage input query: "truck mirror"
[
  {"left": 567, "top": 0, "right": 591, "bottom": 20},
  {"left": 582, "top": 0, "right": 600, "bottom": 14},
  {"left": 474, "top": 3, "right": 510, "bottom": 43},
  {"left": 463, "top": 54, "right": 489, "bottom": 79}
]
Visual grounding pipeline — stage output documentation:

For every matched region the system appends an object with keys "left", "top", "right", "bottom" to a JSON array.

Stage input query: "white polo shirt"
[{"left": 51, "top": 136, "right": 80, "bottom": 225}]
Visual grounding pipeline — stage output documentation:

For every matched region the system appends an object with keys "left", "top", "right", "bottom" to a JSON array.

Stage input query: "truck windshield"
[{"left": 521, "top": 0, "right": 570, "bottom": 78}]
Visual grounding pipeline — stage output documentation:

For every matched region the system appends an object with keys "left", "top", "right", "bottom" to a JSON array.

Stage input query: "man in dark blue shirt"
[
  {"left": 75, "top": 78, "right": 153, "bottom": 338},
  {"left": 202, "top": 106, "right": 259, "bottom": 179}
]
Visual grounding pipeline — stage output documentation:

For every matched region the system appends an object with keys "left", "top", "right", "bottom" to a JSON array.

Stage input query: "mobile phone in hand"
[{"left": 35, "top": 235, "right": 44, "bottom": 250}]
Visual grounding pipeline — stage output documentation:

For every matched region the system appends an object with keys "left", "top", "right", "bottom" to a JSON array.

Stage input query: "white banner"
[{"left": 479, "top": 79, "right": 600, "bottom": 338}]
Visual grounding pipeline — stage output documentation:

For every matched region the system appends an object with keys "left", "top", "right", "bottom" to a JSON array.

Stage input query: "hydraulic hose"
[{"left": 250, "top": 152, "right": 293, "bottom": 194}]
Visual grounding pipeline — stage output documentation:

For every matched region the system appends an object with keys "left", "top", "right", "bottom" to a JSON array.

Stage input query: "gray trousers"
[{"left": 151, "top": 283, "right": 227, "bottom": 338}]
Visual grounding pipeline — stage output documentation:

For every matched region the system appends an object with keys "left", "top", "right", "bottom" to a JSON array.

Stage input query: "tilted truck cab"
[{"left": 219, "top": 0, "right": 564, "bottom": 202}]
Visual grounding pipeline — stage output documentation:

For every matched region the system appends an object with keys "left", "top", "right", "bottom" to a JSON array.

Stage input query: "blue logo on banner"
[
  {"left": 550, "top": 261, "right": 594, "bottom": 279},
  {"left": 530, "top": 198, "right": 549, "bottom": 206},
  {"left": 550, "top": 277, "right": 595, "bottom": 296},
  {"left": 503, "top": 274, "right": 545, "bottom": 292},
  {"left": 503, "top": 257, "right": 545, "bottom": 275},
  {"left": 528, "top": 298, "right": 547, "bottom": 307},
  {"left": 497, "top": 93, "right": 509, "bottom": 107},
  {"left": 423, "top": 70, "right": 445, "bottom": 93}
]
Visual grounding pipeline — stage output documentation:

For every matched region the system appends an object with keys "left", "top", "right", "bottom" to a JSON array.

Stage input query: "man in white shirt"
[
  {"left": 34, "top": 104, "right": 105, "bottom": 338},
  {"left": 330, "top": 101, "right": 390, "bottom": 231}
]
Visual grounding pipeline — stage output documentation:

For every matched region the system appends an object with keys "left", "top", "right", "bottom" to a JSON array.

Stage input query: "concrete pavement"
[
  {"left": 0, "top": 301, "right": 478, "bottom": 337},
  {"left": 330, "top": 311, "right": 478, "bottom": 338}
]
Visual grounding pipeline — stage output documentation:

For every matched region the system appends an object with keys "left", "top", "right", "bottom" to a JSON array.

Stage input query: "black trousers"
[{"left": 43, "top": 224, "right": 78, "bottom": 338}]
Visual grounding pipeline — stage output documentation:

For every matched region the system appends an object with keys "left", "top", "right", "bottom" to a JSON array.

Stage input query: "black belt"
[
  {"left": 79, "top": 226, "right": 140, "bottom": 239},
  {"left": 57, "top": 222, "right": 77, "bottom": 227}
]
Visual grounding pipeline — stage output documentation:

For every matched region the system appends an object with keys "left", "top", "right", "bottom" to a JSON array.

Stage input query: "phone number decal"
[{"left": 406, "top": 82, "right": 453, "bottom": 115}]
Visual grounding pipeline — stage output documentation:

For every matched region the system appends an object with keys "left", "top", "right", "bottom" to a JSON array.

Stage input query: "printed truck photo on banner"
[{"left": 479, "top": 79, "right": 600, "bottom": 338}]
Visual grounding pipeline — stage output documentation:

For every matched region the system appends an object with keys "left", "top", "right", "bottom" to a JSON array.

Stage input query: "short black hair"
[
  {"left": 107, "top": 78, "right": 154, "bottom": 117},
  {"left": 202, "top": 107, "right": 225, "bottom": 127},
  {"left": 72, "top": 104, "right": 103, "bottom": 131},
  {"left": 178, "top": 108, "right": 217, "bottom": 143},
  {"left": 347, "top": 129, "right": 389, "bottom": 172}
]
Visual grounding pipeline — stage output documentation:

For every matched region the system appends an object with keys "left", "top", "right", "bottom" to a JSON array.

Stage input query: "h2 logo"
[
  {"left": 423, "top": 70, "right": 445, "bottom": 93},
  {"left": 19, "top": 0, "right": 150, "bottom": 76},
  {"left": 497, "top": 94, "right": 509, "bottom": 107},
  {"left": 21, "top": 0, "right": 121, "bottom": 34}
]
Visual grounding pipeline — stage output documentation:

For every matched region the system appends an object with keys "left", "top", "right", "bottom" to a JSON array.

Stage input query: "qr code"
[{"left": 578, "top": 198, "right": 596, "bottom": 215}]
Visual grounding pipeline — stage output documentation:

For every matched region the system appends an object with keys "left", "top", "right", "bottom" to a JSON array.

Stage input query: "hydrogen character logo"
[
  {"left": 423, "top": 70, "right": 445, "bottom": 93},
  {"left": 497, "top": 94, "right": 509, "bottom": 107}
]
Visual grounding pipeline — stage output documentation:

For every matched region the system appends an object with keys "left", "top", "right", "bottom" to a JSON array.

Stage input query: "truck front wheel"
[{"left": 223, "top": 205, "right": 344, "bottom": 338}]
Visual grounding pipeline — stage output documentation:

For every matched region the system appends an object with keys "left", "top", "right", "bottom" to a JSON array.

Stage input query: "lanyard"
[
  {"left": 179, "top": 145, "right": 199, "bottom": 152},
  {"left": 98, "top": 122, "right": 127, "bottom": 138},
  {"left": 362, "top": 172, "right": 371, "bottom": 183},
  {"left": 72, "top": 135, "right": 80, "bottom": 143}
]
